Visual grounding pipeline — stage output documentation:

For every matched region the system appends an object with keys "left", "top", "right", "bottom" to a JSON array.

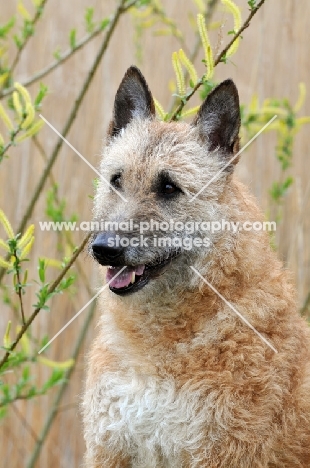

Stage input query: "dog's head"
[{"left": 91, "top": 66, "right": 241, "bottom": 297}]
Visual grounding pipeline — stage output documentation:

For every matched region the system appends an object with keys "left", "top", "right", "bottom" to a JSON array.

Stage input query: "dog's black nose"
[{"left": 91, "top": 232, "right": 124, "bottom": 264}]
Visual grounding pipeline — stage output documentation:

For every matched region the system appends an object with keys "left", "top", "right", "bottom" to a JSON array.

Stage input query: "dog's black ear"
[
  {"left": 109, "top": 66, "right": 155, "bottom": 138},
  {"left": 193, "top": 79, "right": 240, "bottom": 155}
]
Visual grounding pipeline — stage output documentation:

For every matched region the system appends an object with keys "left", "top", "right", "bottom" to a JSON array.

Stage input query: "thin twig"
[
  {"left": 11, "top": 403, "right": 58, "bottom": 460},
  {"left": 169, "top": 0, "right": 267, "bottom": 121},
  {"left": 56, "top": 402, "right": 77, "bottom": 412},
  {"left": 0, "top": 393, "right": 34, "bottom": 407},
  {"left": 0, "top": 125, "right": 23, "bottom": 162},
  {"left": 33, "top": 137, "right": 94, "bottom": 296},
  {"left": 0, "top": 233, "right": 91, "bottom": 370},
  {"left": 1, "top": 25, "right": 104, "bottom": 100},
  {"left": 26, "top": 300, "right": 97, "bottom": 468},
  {"left": 14, "top": 252, "right": 26, "bottom": 325},
  {"left": 11, "top": 403, "right": 40, "bottom": 443},
  {"left": 10, "top": 0, "right": 49, "bottom": 75},
  {"left": 123, "top": 0, "right": 139, "bottom": 12}
]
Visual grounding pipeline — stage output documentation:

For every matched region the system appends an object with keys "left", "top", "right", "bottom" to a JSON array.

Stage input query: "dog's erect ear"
[
  {"left": 192, "top": 79, "right": 240, "bottom": 155},
  {"left": 109, "top": 66, "right": 155, "bottom": 138}
]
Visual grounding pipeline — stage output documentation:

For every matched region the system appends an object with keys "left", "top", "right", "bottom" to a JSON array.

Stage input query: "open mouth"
[{"left": 106, "top": 251, "right": 180, "bottom": 296}]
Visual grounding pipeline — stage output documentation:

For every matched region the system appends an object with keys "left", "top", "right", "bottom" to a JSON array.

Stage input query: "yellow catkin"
[
  {"left": 0, "top": 72, "right": 9, "bottom": 90},
  {"left": 38, "top": 356, "right": 75, "bottom": 369},
  {"left": 40, "top": 257, "right": 63, "bottom": 269},
  {"left": 18, "top": 224, "right": 35, "bottom": 250},
  {"left": 14, "top": 82, "right": 32, "bottom": 105},
  {"left": 221, "top": 0, "right": 242, "bottom": 57},
  {"left": 0, "top": 256, "right": 11, "bottom": 269},
  {"left": 197, "top": 14, "right": 214, "bottom": 79},
  {"left": 249, "top": 94, "right": 259, "bottom": 112},
  {"left": 260, "top": 107, "right": 287, "bottom": 116},
  {"left": 178, "top": 49, "right": 198, "bottom": 85},
  {"left": 0, "top": 104, "right": 14, "bottom": 131},
  {"left": 17, "top": 2, "right": 32, "bottom": 20},
  {"left": 154, "top": 98, "right": 166, "bottom": 120},
  {"left": 172, "top": 51, "right": 186, "bottom": 95},
  {"left": 193, "top": 0, "right": 205, "bottom": 13},
  {"left": 168, "top": 79, "right": 177, "bottom": 93},
  {"left": 3, "top": 321, "right": 11, "bottom": 348},
  {"left": 16, "top": 327, "right": 31, "bottom": 354},
  {"left": 0, "top": 133, "right": 4, "bottom": 146},
  {"left": 181, "top": 106, "right": 200, "bottom": 119},
  {"left": 20, "top": 236, "right": 34, "bottom": 260},
  {"left": 210, "top": 21, "right": 222, "bottom": 30},
  {"left": 13, "top": 91, "right": 24, "bottom": 120},
  {"left": 154, "top": 28, "right": 173, "bottom": 36},
  {"left": 21, "top": 102, "right": 35, "bottom": 129},
  {"left": 16, "top": 119, "right": 45, "bottom": 142},
  {"left": 0, "top": 209, "right": 14, "bottom": 238},
  {"left": 0, "top": 239, "right": 10, "bottom": 252},
  {"left": 296, "top": 116, "right": 310, "bottom": 125},
  {"left": 32, "top": 0, "right": 44, "bottom": 6},
  {"left": 130, "top": 5, "right": 153, "bottom": 18},
  {"left": 294, "top": 83, "right": 306, "bottom": 112},
  {"left": 141, "top": 18, "right": 157, "bottom": 29}
]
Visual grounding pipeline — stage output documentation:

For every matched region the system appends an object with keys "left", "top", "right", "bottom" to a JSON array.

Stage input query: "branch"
[
  {"left": 32, "top": 137, "right": 94, "bottom": 297},
  {"left": 0, "top": 393, "right": 34, "bottom": 408},
  {"left": 26, "top": 300, "right": 97, "bottom": 468},
  {"left": 10, "top": 0, "right": 49, "bottom": 75},
  {"left": 0, "top": 233, "right": 91, "bottom": 370},
  {"left": 11, "top": 403, "right": 40, "bottom": 444},
  {"left": 1, "top": 24, "right": 105, "bottom": 100},
  {"left": 14, "top": 251, "right": 26, "bottom": 325},
  {"left": 0, "top": 125, "right": 23, "bottom": 163},
  {"left": 169, "top": 0, "right": 267, "bottom": 121},
  {"left": 123, "top": 0, "right": 139, "bottom": 12}
]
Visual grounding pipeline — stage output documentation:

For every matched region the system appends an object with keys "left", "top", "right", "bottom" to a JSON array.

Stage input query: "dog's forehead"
[{"left": 105, "top": 120, "right": 201, "bottom": 168}]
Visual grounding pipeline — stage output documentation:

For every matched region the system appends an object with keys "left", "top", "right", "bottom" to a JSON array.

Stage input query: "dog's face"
[{"left": 92, "top": 67, "right": 240, "bottom": 297}]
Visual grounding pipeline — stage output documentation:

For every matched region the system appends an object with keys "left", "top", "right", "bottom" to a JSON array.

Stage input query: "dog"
[{"left": 83, "top": 66, "right": 310, "bottom": 467}]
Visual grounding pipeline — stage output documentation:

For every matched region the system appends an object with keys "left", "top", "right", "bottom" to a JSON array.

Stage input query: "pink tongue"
[{"left": 106, "top": 265, "right": 145, "bottom": 289}]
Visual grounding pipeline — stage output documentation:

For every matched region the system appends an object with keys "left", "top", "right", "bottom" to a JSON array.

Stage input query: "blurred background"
[{"left": 0, "top": 0, "right": 309, "bottom": 466}]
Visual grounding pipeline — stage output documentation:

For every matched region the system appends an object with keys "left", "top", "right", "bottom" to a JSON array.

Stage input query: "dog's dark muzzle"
[{"left": 91, "top": 232, "right": 125, "bottom": 265}]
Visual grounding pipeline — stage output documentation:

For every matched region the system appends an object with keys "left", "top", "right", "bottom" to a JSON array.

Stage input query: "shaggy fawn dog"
[{"left": 83, "top": 66, "right": 310, "bottom": 467}]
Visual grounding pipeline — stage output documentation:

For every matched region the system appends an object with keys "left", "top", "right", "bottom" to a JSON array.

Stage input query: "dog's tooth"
[{"left": 131, "top": 272, "right": 135, "bottom": 284}]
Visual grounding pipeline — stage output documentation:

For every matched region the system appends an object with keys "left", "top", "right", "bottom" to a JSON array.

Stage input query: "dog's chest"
[{"left": 86, "top": 370, "right": 218, "bottom": 466}]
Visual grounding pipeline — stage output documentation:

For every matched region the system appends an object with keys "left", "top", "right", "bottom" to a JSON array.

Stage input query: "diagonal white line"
[
  {"left": 189, "top": 115, "right": 278, "bottom": 202},
  {"left": 190, "top": 266, "right": 278, "bottom": 353},
  {"left": 39, "top": 114, "right": 128, "bottom": 203},
  {"left": 38, "top": 266, "right": 127, "bottom": 354}
]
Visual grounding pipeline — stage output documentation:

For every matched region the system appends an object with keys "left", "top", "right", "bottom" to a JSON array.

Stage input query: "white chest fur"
[{"left": 83, "top": 370, "right": 219, "bottom": 468}]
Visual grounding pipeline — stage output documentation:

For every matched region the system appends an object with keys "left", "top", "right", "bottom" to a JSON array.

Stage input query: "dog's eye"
[
  {"left": 111, "top": 173, "right": 122, "bottom": 189},
  {"left": 163, "top": 183, "right": 177, "bottom": 195},
  {"left": 159, "top": 181, "right": 181, "bottom": 198}
]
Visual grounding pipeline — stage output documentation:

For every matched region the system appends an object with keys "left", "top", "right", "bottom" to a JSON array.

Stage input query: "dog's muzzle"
[{"left": 91, "top": 232, "right": 181, "bottom": 296}]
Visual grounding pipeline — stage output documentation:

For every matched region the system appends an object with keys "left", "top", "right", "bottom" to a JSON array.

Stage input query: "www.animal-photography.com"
[{"left": 0, "top": 1, "right": 310, "bottom": 467}]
